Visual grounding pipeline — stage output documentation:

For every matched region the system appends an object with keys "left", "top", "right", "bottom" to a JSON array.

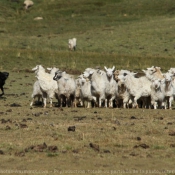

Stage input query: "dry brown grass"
[{"left": 0, "top": 71, "right": 175, "bottom": 175}]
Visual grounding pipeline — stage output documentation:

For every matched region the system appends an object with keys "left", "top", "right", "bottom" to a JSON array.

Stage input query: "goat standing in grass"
[
  {"left": 53, "top": 70, "right": 76, "bottom": 107},
  {"left": 32, "top": 65, "right": 59, "bottom": 108},
  {"left": 68, "top": 38, "right": 77, "bottom": 51}
]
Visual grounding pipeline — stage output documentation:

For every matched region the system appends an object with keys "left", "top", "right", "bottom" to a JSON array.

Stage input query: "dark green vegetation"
[{"left": 1, "top": 0, "right": 175, "bottom": 174}]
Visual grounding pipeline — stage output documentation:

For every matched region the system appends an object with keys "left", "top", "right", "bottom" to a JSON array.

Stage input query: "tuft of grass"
[
  {"left": 65, "top": 146, "right": 72, "bottom": 151},
  {"left": 46, "top": 152, "right": 59, "bottom": 157},
  {"left": 153, "top": 145, "right": 166, "bottom": 150}
]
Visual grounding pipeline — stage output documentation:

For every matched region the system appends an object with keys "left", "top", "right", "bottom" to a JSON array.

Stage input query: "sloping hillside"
[
  {"left": 1, "top": 0, "right": 175, "bottom": 71},
  {"left": 1, "top": 0, "right": 175, "bottom": 35}
]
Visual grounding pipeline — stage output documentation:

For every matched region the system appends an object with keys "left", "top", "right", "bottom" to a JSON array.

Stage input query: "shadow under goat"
[{"left": 0, "top": 72, "right": 9, "bottom": 97}]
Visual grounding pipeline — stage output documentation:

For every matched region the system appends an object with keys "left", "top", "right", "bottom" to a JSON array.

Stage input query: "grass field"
[
  {"left": 1, "top": 0, "right": 175, "bottom": 174},
  {"left": 1, "top": 71, "right": 175, "bottom": 175}
]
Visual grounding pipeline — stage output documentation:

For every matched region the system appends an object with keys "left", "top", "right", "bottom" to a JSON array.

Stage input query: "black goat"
[{"left": 0, "top": 72, "right": 9, "bottom": 96}]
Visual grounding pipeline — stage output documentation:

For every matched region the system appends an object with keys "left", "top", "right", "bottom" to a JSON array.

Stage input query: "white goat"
[
  {"left": 30, "top": 65, "right": 45, "bottom": 107},
  {"left": 142, "top": 66, "right": 164, "bottom": 81},
  {"left": 163, "top": 72, "right": 174, "bottom": 109},
  {"left": 47, "top": 67, "right": 60, "bottom": 106},
  {"left": 76, "top": 74, "right": 96, "bottom": 108},
  {"left": 30, "top": 80, "right": 43, "bottom": 107},
  {"left": 150, "top": 79, "right": 165, "bottom": 109},
  {"left": 74, "top": 78, "right": 83, "bottom": 107},
  {"left": 104, "top": 66, "right": 118, "bottom": 107},
  {"left": 117, "top": 73, "right": 152, "bottom": 108},
  {"left": 68, "top": 38, "right": 77, "bottom": 51},
  {"left": 83, "top": 68, "right": 107, "bottom": 107},
  {"left": 114, "top": 70, "right": 136, "bottom": 108},
  {"left": 53, "top": 70, "right": 76, "bottom": 107},
  {"left": 24, "top": 0, "right": 34, "bottom": 10},
  {"left": 168, "top": 68, "right": 175, "bottom": 74},
  {"left": 32, "top": 65, "right": 59, "bottom": 108}
]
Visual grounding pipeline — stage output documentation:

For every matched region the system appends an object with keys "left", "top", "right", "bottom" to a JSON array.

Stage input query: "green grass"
[
  {"left": 1, "top": 2, "right": 175, "bottom": 173},
  {"left": 153, "top": 145, "right": 166, "bottom": 150},
  {"left": 1, "top": 0, "right": 175, "bottom": 72},
  {"left": 46, "top": 152, "right": 58, "bottom": 157}
]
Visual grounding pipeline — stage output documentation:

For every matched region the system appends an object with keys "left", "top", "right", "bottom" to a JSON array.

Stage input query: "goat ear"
[
  {"left": 155, "top": 67, "right": 161, "bottom": 71},
  {"left": 104, "top": 66, "right": 107, "bottom": 71},
  {"left": 112, "top": 66, "right": 115, "bottom": 71},
  {"left": 47, "top": 68, "right": 52, "bottom": 71},
  {"left": 89, "top": 70, "right": 94, "bottom": 75},
  {"left": 32, "top": 66, "right": 37, "bottom": 71}
]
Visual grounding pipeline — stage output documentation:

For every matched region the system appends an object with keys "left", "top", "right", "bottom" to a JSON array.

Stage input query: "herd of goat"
[
  {"left": 1, "top": 65, "right": 175, "bottom": 109},
  {"left": 29, "top": 65, "right": 175, "bottom": 109}
]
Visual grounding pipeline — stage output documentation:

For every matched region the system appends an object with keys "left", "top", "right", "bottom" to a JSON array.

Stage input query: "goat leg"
[{"left": 0, "top": 87, "right": 4, "bottom": 96}]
